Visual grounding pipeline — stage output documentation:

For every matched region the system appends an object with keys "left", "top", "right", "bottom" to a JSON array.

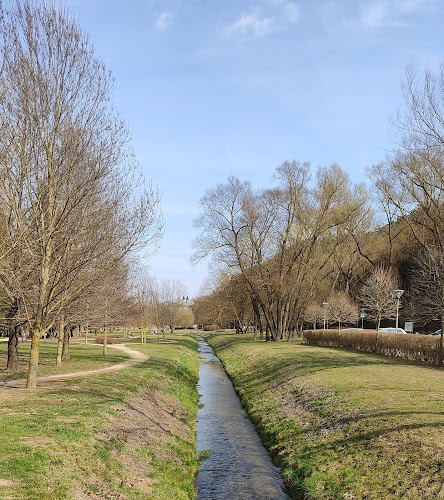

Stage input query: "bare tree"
[
  {"left": 328, "top": 292, "right": 359, "bottom": 331},
  {"left": 358, "top": 267, "right": 398, "bottom": 332},
  {"left": 303, "top": 302, "right": 326, "bottom": 330},
  {"left": 161, "top": 279, "right": 187, "bottom": 333},
  {"left": 0, "top": 1, "right": 162, "bottom": 388},
  {"left": 371, "top": 61, "right": 444, "bottom": 357},
  {"left": 193, "top": 161, "right": 368, "bottom": 341},
  {"left": 394, "top": 61, "right": 444, "bottom": 154},
  {"left": 192, "top": 295, "right": 221, "bottom": 329},
  {"left": 409, "top": 248, "right": 444, "bottom": 363},
  {"left": 176, "top": 307, "right": 195, "bottom": 330},
  {"left": 133, "top": 270, "right": 154, "bottom": 345}
]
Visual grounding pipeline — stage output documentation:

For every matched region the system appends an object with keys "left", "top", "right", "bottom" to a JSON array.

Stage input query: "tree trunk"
[
  {"left": 439, "top": 314, "right": 444, "bottom": 366},
  {"left": 338, "top": 321, "right": 342, "bottom": 346},
  {"left": 62, "top": 324, "right": 70, "bottom": 361},
  {"left": 26, "top": 325, "right": 41, "bottom": 389},
  {"left": 56, "top": 315, "right": 64, "bottom": 367},
  {"left": 21, "top": 323, "right": 29, "bottom": 341},
  {"left": 6, "top": 298, "right": 20, "bottom": 371},
  {"left": 6, "top": 325, "right": 20, "bottom": 372},
  {"left": 376, "top": 316, "right": 381, "bottom": 351},
  {"left": 251, "top": 295, "right": 261, "bottom": 341},
  {"left": 103, "top": 327, "right": 108, "bottom": 355},
  {"left": 84, "top": 323, "right": 89, "bottom": 345}
]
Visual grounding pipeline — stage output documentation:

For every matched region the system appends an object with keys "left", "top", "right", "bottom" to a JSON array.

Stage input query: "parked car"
[
  {"left": 343, "top": 328, "right": 376, "bottom": 331},
  {"left": 428, "top": 329, "right": 442, "bottom": 336},
  {"left": 379, "top": 327, "right": 407, "bottom": 334}
]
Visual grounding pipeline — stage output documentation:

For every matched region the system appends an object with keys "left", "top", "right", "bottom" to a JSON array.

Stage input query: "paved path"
[{"left": 0, "top": 344, "right": 148, "bottom": 388}]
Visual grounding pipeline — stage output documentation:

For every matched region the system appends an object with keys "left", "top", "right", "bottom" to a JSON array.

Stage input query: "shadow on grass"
[
  {"left": 210, "top": 335, "right": 444, "bottom": 391},
  {"left": 229, "top": 349, "right": 394, "bottom": 393}
]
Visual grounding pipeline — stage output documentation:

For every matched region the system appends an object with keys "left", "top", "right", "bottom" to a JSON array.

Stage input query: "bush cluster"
[
  {"left": 203, "top": 324, "right": 219, "bottom": 331},
  {"left": 303, "top": 329, "right": 442, "bottom": 365},
  {"left": 95, "top": 336, "right": 115, "bottom": 345}
]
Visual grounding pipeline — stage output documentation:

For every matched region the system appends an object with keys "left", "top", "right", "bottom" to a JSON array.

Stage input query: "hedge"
[
  {"left": 95, "top": 336, "right": 115, "bottom": 344},
  {"left": 203, "top": 324, "right": 219, "bottom": 331},
  {"left": 303, "top": 329, "right": 442, "bottom": 365}
]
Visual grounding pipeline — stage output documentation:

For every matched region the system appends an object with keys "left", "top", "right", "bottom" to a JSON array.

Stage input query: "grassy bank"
[
  {"left": 207, "top": 333, "right": 444, "bottom": 499},
  {"left": 0, "top": 335, "right": 199, "bottom": 499}
]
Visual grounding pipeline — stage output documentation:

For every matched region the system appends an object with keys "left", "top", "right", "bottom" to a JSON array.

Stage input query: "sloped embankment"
[
  {"left": 0, "top": 337, "right": 199, "bottom": 499},
  {"left": 208, "top": 334, "right": 444, "bottom": 499}
]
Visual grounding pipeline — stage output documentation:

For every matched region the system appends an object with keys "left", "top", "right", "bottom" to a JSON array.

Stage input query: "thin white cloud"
[
  {"left": 155, "top": 10, "right": 175, "bottom": 31},
  {"left": 360, "top": 0, "right": 434, "bottom": 29},
  {"left": 224, "top": 2, "right": 300, "bottom": 41},
  {"left": 224, "top": 12, "right": 276, "bottom": 40},
  {"left": 361, "top": 1, "right": 392, "bottom": 28},
  {"left": 284, "top": 2, "right": 301, "bottom": 22},
  {"left": 400, "top": 0, "right": 433, "bottom": 11}
]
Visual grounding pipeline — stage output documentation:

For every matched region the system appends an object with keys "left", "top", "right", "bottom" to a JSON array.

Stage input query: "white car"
[
  {"left": 379, "top": 327, "right": 407, "bottom": 334},
  {"left": 428, "top": 329, "right": 441, "bottom": 336}
]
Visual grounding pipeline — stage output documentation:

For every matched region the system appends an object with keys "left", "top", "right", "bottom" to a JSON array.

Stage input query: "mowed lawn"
[
  {"left": 0, "top": 338, "right": 131, "bottom": 382},
  {"left": 208, "top": 333, "right": 444, "bottom": 499},
  {"left": 0, "top": 335, "right": 200, "bottom": 499}
]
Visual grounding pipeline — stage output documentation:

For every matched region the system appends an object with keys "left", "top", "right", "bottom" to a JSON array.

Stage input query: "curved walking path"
[{"left": 0, "top": 344, "right": 148, "bottom": 388}]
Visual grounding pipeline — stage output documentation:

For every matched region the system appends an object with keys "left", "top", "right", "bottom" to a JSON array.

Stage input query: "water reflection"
[{"left": 196, "top": 337, "right": 289, "bottom": 500}]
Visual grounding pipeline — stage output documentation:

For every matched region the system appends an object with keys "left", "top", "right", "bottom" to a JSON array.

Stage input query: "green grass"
[
  {"left": 0, "top": 339, "right": 131, "bottom": 381},
  {"left": 207, "top": 333, "right": 444, "bottom": 499},
  {"left": 0, "top": 334, "right": 200, "bottom": 499}
]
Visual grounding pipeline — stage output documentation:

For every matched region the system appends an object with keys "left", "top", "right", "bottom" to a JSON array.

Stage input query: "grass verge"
[
  {"left": 207, "top": 333, "right": 444, "bottom": 499},
  {"left": 0, "top": 335, "right": 199, "bottom": 499},
  {"left": 0, "top": 339, "right": 130, "bottom": 381}
]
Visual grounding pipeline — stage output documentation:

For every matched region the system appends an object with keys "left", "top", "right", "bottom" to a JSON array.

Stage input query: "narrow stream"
[{"left": 196, "top": 337, "right": 289, "bottom": 500}]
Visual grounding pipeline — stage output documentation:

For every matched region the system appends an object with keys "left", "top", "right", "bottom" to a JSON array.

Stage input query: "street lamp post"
[
  {"left": 322, "top": 302, "right": 328, "bottom": 329},
  {"left": 393, "top": 289, "right": 404, "bottom": 331},
  {"left": 360, "top": 309, "right": 365, "bottom": 329}
]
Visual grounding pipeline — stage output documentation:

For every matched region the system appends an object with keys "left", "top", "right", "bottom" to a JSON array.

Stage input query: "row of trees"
[
  {"left": 192, "top": 162, "right": 370, "bottom": 341},
  {"left": 134, "top": 273, "right": 194, "bottom": 343},
  {"left": 192, "top": 61, "right": 444, "bottom": 346},
  {"left": 0, "top": 1, "right": 163, "bottom": 388}
]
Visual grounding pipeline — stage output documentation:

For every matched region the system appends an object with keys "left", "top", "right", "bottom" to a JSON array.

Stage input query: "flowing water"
[{"left": 196, "top": 337, "right": 289, "bottom": 500}]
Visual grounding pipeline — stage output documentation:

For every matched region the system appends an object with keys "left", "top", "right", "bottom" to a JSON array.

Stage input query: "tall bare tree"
[
  {"left": 193, "top": 161, "right": 368, "bottom": 341},
  {"left": 409, "top": 248, "right": 444, "bottom": 363},
  {"left": 303, "top": 302, "right": 325, "bottom": 330},
  {"left": 0, "top": 1, "right": 162, "bottom": 388},
  {"left": 161, "top": 279, "right": 187, "bottom": 333},
  {"left": 358, "top": 266, "right": 398, "bottom": 333},
  {"left": 327, "top": 292, "right": 359, "bottom": 332},
  {"left": 371, "top": 61, "right": 444, "bottom": 357}
]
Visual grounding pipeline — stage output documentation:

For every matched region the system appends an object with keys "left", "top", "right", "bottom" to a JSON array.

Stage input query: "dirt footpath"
[{"left": 0, "top": 344, "right": 148, "bottom": 388}]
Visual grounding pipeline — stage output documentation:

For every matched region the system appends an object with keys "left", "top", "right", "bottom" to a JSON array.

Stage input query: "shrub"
[
  {"left": 203, "top": 324, "right": 219, "bottom": 331},
  {"left": 95, "top": 336, "right": 115, "bottom": 344},
  {"left": 303, "top": 329, "right": 442, "bottom": 365},
  {"left": 340, "top": 329, "right": 377, "bottom": 351},
  {"left": 303, "top": 329, "right": 339, "bottom": 347}
]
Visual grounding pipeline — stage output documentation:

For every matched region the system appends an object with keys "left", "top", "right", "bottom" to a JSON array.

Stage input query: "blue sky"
[{"left": 65, "top": 0, "right": 443, "bottom": 298}]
